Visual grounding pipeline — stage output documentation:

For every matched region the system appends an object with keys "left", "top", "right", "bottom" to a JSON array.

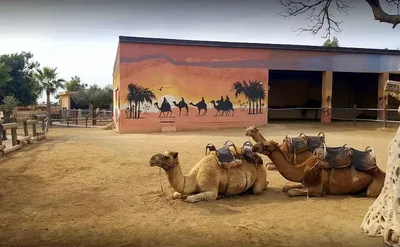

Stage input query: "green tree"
[
  {"left": 0, "top": 95, "right": 20, "bottom": 121},
  {"left": 323, "top": 37, "right": 340, "bottom": 47},
  {"left": 64, "top": 76, "right": 88, "bottom": 91},
  {"left": 0, "top": 52, "right": 42, "bottom": 105},
  {"left": 0, "top": 63, "right": 11, "bottom": 85},
  {"left": 72, "top": 84, "right": 113, "bottom": 124},
  {"left": 278, "top": 0, "right": 400, "bottom": 38},
  {"left": 34, "top": 66, "right": 66, "bottom": 122}
]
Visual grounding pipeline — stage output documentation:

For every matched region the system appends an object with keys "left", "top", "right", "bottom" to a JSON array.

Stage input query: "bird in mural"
[{"left": 158, "top": 87, "right": 163, "bottom": 91}]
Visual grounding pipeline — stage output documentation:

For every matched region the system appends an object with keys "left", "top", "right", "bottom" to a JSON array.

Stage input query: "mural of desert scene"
[{"left": 118, "top": 66, "right": 268, "bottom": 133}]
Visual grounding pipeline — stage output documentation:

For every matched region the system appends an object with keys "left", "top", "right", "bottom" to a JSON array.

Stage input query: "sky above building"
[{"left": 0, "top": 0, "right": 399, "bottom": 102}]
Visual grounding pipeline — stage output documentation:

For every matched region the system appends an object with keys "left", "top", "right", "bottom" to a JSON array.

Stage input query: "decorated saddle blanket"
[{"left": 205, "top": 140, "right": 263, "bottom": 168}]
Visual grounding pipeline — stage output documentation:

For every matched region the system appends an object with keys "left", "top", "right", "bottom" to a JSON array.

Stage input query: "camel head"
[
  {"left": 252, "top": 140, "right": 279, "bottom": 156},
  {"left": 149, "top": 150, "right": 179, "bottom": 172},
  {"left": 245, "top": 126, "right": 259, "bottom": 137}
]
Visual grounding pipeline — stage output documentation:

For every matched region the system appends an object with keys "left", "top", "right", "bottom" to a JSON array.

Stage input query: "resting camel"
[
  {"left": 245, "top": 126, "right": 325, "bottom": 169},
  {"left": 149, "top": 141, "right": 268, "bottom": 203},
  {"left": 251, "top": 140, "right": 386, "bottom": 198}
]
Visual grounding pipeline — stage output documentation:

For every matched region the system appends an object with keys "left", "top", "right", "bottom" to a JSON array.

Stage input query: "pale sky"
[{"left": 0, "top": 0, "right": 399, "bottom": 103}]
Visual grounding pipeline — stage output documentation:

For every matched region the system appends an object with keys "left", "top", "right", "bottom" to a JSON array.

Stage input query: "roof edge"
[{"left": 118, "top": 36, "right": 400, "bottom": 55}]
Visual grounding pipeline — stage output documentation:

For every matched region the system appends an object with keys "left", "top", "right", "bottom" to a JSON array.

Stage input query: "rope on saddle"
[{"left": 302, "top": 159, "right": 320, "bottom": 199}]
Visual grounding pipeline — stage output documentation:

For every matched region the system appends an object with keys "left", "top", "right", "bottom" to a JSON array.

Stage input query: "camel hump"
[
  {"left": 314, "top": 144, "right": 378, "bottom": 171},
  {"left": 205, "top": 140, "right": 263, "bottom": 168},
  {"left": 285, "top": 132, "right": 326, "bottom": 153}
]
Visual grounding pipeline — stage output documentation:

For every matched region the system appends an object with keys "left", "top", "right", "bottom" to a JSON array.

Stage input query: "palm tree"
[
  {"left": 137, "top": 88, "right": 156, "bottom": 118},
  {"left": 248, "top": 80, "right": 261, "bottom": 114},
  {"left": 34, "top": 66, "right": 66, "bottom": 124}
]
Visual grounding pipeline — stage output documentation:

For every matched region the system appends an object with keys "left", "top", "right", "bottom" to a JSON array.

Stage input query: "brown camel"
[
  {"left": 251, "top": 140, "right": 386, "bottom": 198},
  {"left": 149, "top": 147, "right": 268, "bottom": 203},
  {"left": 245, "top": 126, "right": 321, "bottom": 170}
]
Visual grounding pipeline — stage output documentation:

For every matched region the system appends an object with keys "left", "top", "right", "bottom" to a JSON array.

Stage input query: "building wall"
[
  {"left": 59, "top": 95, "right": 70, "bottom": 109},
  {"left": 118, "top": 42, "right": 268, "bottom": 133},
  {"left": 113, "top": 44, "right": 121, "bottom": 132},
  {"left": 115, "top": 38, "right": 400, "bottom": 133}
]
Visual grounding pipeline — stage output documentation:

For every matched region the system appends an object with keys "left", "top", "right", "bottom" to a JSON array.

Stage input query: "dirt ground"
[{"left": 0, "top": 122, "right": 397, "bottom": 247}]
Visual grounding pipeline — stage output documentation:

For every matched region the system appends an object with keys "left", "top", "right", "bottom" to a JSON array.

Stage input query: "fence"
[
  {"left": 0, "top": 115, "right": 48, "bottom": 156},
  {"left": 268, "top": 106, "right": 400, "bottom": 128},
  {"left": 52, "top": 109, "right": 113, "bottom": 127}
]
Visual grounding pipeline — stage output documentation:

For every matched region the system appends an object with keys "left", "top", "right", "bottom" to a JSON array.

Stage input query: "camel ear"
[
  {"left": 170, "top": 151, "right": 179, "bottom": 159},
  {"left": 254, "top": 126, "right": 259, "bottom": 131}
]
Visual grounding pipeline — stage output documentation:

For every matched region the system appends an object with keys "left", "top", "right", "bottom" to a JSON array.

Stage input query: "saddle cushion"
[
  {"left": 315, "top": 146, "right": 377, "bottom": 171},
  {"left": 286, "top": 134, "right": 325, "bottom": 154},
  {"left": 205, "top": 141, "right": 263, "bottom": 167},
  {"left": 321, "top": 147, "right": 352, "bottom": 169},
  {"left": 350, "top": 148, "right": 377, "bottom": 171}
]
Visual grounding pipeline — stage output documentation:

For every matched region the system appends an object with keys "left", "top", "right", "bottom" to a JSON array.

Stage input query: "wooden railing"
[{"left": 0, "top": 115, "right": 48, "bottom": 156}]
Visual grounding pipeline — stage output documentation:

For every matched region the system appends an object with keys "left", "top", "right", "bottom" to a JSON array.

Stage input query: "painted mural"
[
  {"left": 122, "top": 80, "right": 266, "bottom": 119},
  {"left": 115, "top": 43, "right": 269, "bottom": 133}
]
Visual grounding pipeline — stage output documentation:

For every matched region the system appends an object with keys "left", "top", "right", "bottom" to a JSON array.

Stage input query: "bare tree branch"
[
  {"left": 366, "top": 0, "right": 400, "bottom": 28},
  {"left": 278, "top": 0, "right": 400, "bottom": 38}
]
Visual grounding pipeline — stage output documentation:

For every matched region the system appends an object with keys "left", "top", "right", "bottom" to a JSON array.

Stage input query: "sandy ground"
[{"left": 0, "top": 122, "right": 398, "bottom": 247}]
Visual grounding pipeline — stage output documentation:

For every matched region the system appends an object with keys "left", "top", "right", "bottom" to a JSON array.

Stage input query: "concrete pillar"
[
  {"left": 321, "top": 71, "right": 333, "bottom": 123},
  {"left": 378, "top": 72, "right": 389, "bottom": 120}
]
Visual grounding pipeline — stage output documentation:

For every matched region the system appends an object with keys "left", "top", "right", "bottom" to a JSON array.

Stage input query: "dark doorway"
[
  {"left": 268, "top": 70, "right": 322, "bottom": 122},
  {"left": 332, "top": 72, "right": 379, "bottom": 120}
]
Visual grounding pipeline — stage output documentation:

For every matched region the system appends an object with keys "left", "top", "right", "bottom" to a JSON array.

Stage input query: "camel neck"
[
  {"left": 252, "top": 132, "right": 267, "bottom": 143},
  {"left": 165, "top": 163, "right": 186, "bottom": 193},
  {"left": 268, "top": 149, "right": 309, "bottom": 182}
]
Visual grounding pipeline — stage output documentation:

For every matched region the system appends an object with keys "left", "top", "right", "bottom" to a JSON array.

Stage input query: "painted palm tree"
[
  {"left": 232, "top": 80, "right": 266, "bottom": 114},
  {"left": 137, "top": 88, "right": 156, "bottom": 118},
  {"left": 232, "top": 80, "right": 252, "bottom": 114},
  {"left": 248, "top": 80, "right": 266, "bottom": 114},
  {"left": 127, "top": 83, "right": 156, "bottom": 119},
  {"left": 256, "top": 82, "right": 266, "bottom": 113},
  {"left": 127, "top": 83, "right": 140, "bottom": 118},
  {"left": 34, "top": 66, "right": 66, "bottom": 124}
]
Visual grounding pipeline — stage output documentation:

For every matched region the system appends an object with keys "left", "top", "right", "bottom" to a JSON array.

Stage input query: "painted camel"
[
  {"left": 251, "top": 140, "right": 386, "bottom": 198},
  {"left": 149, "top": 142, "right": 268, "bottom": 203},
  {"left": 245, "top": 126, "right": 325, "bottom": 170}
]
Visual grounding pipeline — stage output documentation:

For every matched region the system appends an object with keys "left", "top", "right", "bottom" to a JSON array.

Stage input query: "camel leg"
[
  {"left": 172, "top": 192, "right": 189, "bottom": 200},
  {"left": 286, "top": 186, "right": 322, "bottom": 197},
  {"left": 282, "top": 184, "right": 304, "bottom": 193},
  {"left": 366, "top": 175, "right": 385, "bottom": 197},
  {"left": 178, "top": 108, "right": 181, "bottom": 116},
  {"left": 185, "top": 191, "right": 218, "bottom": 203},
  {"left": 286, "top": 188, "right": 322, "bottom": 197},
  {"left": 252, "top": 168, "right": 268, "bottom": 194}
]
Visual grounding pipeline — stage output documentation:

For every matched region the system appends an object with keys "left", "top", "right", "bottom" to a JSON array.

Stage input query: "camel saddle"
[
  {"left": 314, "top": 144, "right": 377, "bottom": 171},
  {"left": 205, "top": 140, "right": 263, "bottom": 168},
  {"left": 284, "top": 132, "right": 326, "bottom": 154}
]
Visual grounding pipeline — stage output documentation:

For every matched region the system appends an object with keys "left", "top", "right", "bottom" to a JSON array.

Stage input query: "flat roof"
[{"left": 119, "top": 36, "right": 400, "bottom": 56}]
